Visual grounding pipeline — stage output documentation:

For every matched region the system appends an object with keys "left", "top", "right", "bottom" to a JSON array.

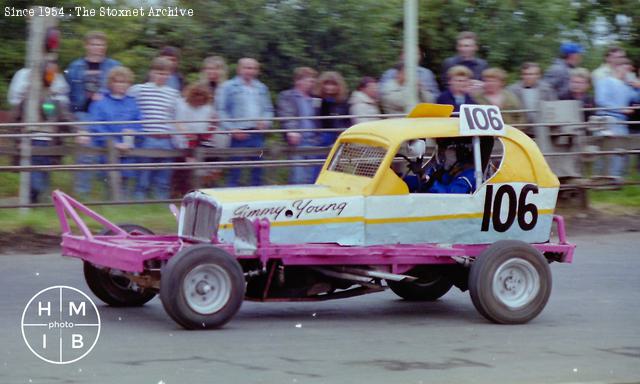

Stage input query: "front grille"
[{"left": 178, "top": 191, "right": 222, "bottom": 242}]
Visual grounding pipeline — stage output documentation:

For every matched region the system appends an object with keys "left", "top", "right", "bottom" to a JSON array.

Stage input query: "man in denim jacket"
[
  {"left": 277, "top": 67, "right": 319, "bottom": 184},
  {"left": 215, "top": 58, "right": 274, "bottom": 186},
  {"left": 67, "top": 31, "right": 120, "bottom": 197},
  {"left": 65, "top": 31, "right": 120, "bottom": 120}
]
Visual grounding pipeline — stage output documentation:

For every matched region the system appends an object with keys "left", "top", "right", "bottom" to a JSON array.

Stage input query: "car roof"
[
  {"left": 342, "top": 117, "right": 462, "bottom": 145},
  {"left": 341, "top": 103, "right": 462, "bottom": 144},
  {"left": 337, "top": 108, "right": 559, "bottom": 189},
  {"left": 341, "top": 116, "right": 540, "bottom": 160}
]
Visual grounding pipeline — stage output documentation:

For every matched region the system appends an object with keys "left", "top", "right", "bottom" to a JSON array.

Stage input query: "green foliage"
[
  {"left": 1, "top": 0, "right": 639, "bottom": 233},
  {"left": 419, "top": 0, "right": 584, "bottom": 76},
  {"left": 1, "top": 0, "right": 639, "bottom": 108},
  {"left": 178, "top": 0, "right": 403, "bottom": 93},
  {"left": 579, "top": 0, "right": 640, "bottom": 59}
]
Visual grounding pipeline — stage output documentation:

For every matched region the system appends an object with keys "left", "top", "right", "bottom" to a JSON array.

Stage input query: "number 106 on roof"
[{"left": 459, "top": 104, "right": 505, "bottom": 136}]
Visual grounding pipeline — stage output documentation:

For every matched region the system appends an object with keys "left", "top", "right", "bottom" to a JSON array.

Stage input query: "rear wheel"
[
  {"left": 387, "top": 266, "right": 454, "bottom": 301},
  {"left": 83, "top": 224, "right": 157, "bottom": 307},
  {"left": 469, "top": 240, "right": 552, "bottom": 324},
  {"left": 160, "top": 245, "right": 245, "bottom": 330}
]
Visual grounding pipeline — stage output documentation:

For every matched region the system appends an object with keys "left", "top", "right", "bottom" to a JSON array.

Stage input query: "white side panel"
[
  {"left": 218, "top": 196, "right": 365, "bottom": 245},
  {"left": 365, "top": 184, "right": 558, "bottom": 245},
  {"left": 216, "top": 183, "right": 558, "bottom": 246}
]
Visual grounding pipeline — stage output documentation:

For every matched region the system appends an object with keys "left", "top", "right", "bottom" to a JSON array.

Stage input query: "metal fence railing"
[{"left": 1, "top": 103, "right": 639, "bottom": 209}]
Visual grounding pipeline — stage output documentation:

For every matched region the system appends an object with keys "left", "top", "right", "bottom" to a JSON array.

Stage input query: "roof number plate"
[{"left": 459, "top": 104, "right": 506, "bottom": 137}]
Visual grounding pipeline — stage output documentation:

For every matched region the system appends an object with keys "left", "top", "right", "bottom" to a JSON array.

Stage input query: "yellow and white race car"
[{"left": 55, "top": 103, "right": 575, "bottom": 329}]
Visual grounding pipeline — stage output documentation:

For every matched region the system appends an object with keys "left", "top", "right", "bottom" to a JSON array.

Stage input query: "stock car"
[{"left": 53, "top": 103, "right": 575, "bottom": 330}]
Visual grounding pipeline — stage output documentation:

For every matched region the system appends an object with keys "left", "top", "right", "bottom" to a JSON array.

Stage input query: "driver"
[{"left": 421, "top": 138, "right": 476, "bottom": 194}]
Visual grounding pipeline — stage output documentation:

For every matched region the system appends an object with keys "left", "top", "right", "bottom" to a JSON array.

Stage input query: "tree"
[
  {"left": 418, "top": 0, "right": 582, "bottom": 82},
  {"left": 1, "top": 0, "right": 639, "bottom": 110}
]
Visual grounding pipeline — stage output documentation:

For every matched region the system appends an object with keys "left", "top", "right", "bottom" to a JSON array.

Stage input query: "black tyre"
[
  {"left": 469, "top": 240, "right": 552, "bottom": 324},
  {"left": 160, "top": 244, "right": 245, "bottom": 330},
  {"left": 387, "top": 266, "right": 454, "bottom": 301},
  {"left": 84, "top": 224, "right": 157, "bottom": 307},
  {"left": 102, "top": 224, "right": 154, "bottom": 236}
]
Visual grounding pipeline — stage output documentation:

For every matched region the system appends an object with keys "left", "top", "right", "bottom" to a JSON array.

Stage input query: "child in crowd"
[{"left": 79, "top": 66, "right": 142, "bottom": 199}]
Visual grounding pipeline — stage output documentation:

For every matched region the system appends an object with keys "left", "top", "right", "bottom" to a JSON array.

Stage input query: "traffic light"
[
  {"left": 45, "top": 27, "right": 60, "bottom": 53},
  {"left": 41, "top": 99, "right": 57, "bottom": 119},
  {"left": 42, "top": 61, "right": 58, "bottom": 87},
  {"left": 41, "top": 61, "right": 60, "bottom": 118}
]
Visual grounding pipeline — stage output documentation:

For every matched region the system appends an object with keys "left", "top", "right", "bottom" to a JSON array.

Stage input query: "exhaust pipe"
[{"left": 313, "top": 267, "right": 417, "bottom": 283}]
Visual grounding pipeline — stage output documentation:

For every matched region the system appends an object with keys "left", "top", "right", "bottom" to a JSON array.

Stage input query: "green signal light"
[{"left": 42, "top": 101, "right": 56, "bottom": 115}]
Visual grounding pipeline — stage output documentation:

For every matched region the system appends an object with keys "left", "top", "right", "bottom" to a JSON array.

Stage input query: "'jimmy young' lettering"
[
  {"left": 233, "top": 204, "right": 286, "bottom": 221},
  {"left": 291, "top": 200, "right": 347, "bottom": 218},
  {"left": 232, "top": 199, "right": 349, "bottom": 221}
]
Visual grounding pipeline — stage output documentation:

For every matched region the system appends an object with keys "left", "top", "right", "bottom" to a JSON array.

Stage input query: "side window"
[
  {"left": 396, "top": 137, "right": 504, "bottom": 194},
  {"left": 392, "top": 138, "right": 435, "bottom": 177},
  {"left": 484, "top": 138, "right": 504, "bottom": 182}
]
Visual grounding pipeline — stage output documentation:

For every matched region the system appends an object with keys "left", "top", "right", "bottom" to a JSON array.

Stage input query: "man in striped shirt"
[{"left": 128, "top": 57, "right": 180, "bottom": 199}]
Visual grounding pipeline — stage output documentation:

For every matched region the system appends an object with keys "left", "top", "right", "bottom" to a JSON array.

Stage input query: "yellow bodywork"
[
  {"left": 316, "top": 105, "right": 559, "bottom": 196},
  {"left": 202, "top": 104, "right": 559, "bottom": 202}
]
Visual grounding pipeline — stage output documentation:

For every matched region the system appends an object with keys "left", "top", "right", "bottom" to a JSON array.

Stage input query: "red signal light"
[{"left": 45, "top": 27, "right": 60, "bottom": 52}]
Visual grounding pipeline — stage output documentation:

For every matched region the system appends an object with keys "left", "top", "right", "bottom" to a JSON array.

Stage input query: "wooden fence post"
[
  {"left": 106, "top": 139, "right": 122, "bottom": 201},
  {"left": 192, "top": 147, "right": 203, "bottom": 189}
]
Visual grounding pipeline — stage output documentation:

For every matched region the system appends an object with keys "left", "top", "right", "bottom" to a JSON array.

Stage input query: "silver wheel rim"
[
  {"left": 492, "top": 258, "right": 540, "bottom": 309},
  {"left": 183, "top": 264, "right": 231, "bottom": 315}
]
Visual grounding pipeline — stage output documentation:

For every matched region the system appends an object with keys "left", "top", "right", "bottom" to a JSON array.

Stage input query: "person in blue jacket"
[
  {"left": 75, "top": 66, "right": 142, "bottom": 199},
  {"left": 422, "top": 138, "right": 476, "bottom": 194}
]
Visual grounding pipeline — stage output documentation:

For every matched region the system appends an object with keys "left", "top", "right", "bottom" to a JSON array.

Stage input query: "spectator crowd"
[{"left": 7, "top": 30, "right": 640, "bottom": 202}]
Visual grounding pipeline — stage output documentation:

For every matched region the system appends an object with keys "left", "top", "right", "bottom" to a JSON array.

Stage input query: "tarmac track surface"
[{"left": 1, "top": 232, "right": 639, "bottom": 384}]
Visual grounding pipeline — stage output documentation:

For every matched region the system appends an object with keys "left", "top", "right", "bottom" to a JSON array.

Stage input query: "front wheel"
[
  {"left": 469, "top": 240, "right": 552, "bottom": 324},
  {"left": 160, "top": 245, "right": 245, "bottom": 330},
  {"left": 387, "top": 266, "right": 454, "bottom": 301}
]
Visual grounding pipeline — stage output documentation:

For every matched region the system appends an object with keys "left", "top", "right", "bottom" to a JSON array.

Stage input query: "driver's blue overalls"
[{"left": 426, "top": 168, "right": 476, "bottom": 194}]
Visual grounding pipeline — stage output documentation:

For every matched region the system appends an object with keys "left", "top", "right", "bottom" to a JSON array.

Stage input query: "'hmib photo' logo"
[{"left": 21, "top": 286, "right": 101, "bottom": 364}]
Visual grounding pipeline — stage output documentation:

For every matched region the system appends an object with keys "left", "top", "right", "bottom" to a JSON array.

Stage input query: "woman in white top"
[
  {"left": 173, "top": 83, "right": 219, "bottom": 193},
  {"left": 349, "top": 76, "right": 381, "bottom": 124},
  {"left": 175, "top": 83, "right": 216, "bottom": 149}
]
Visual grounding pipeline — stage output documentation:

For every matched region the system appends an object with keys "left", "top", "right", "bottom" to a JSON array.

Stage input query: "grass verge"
[{"left": 0, "top": 204, "right": 177, "bottom": 234}]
